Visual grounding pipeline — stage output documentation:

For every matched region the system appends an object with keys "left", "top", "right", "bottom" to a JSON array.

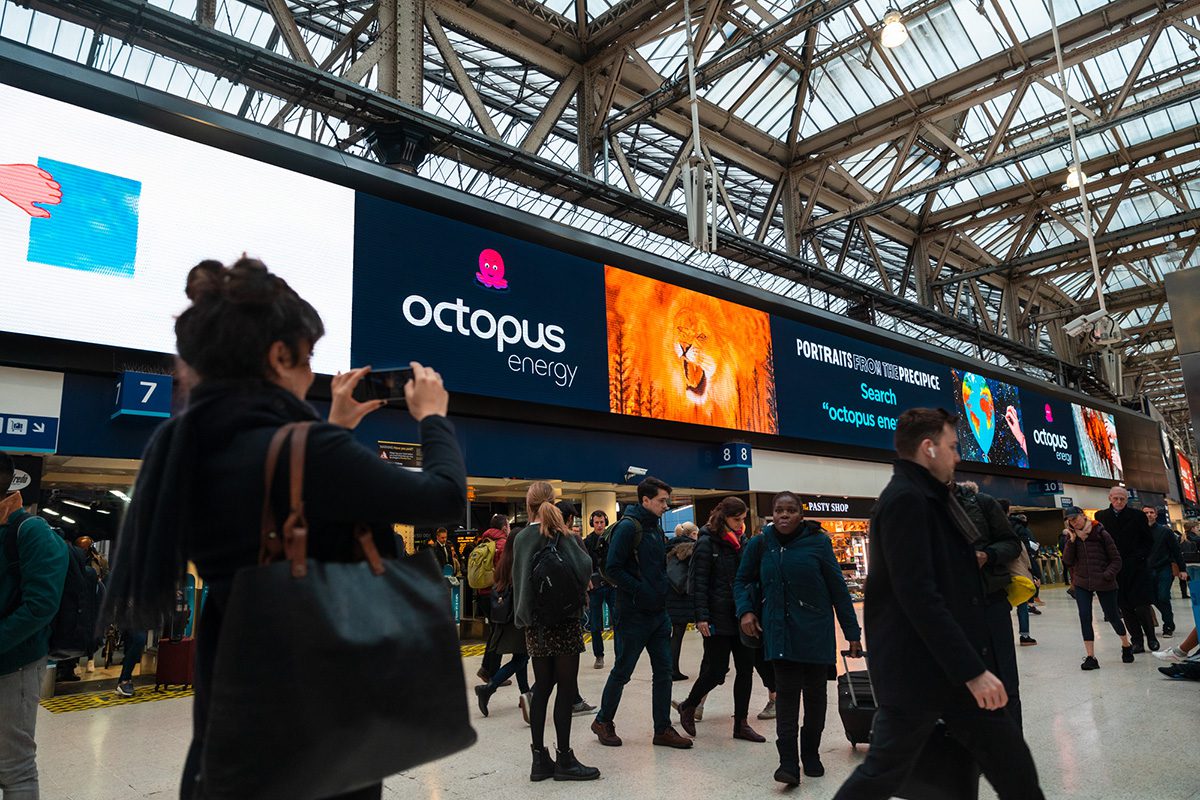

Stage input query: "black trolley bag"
[{"left": 837, "top": 649, "right": 876, "bottom": 748}]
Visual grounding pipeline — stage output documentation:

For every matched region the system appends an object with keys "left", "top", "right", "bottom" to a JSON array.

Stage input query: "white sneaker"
[{"left": 1154, "top": 647, "right": 1188, "bottom": 663}]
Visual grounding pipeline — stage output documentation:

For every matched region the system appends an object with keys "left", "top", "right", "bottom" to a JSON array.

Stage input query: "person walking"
[
  {"left": 101, "top": 258, "right": 468, "bottom": 800},
  {"left": 1095, "top": 487, "right": 1158, "bottom": 652},
  {"left": 1179, "top": 522, "right": 1198, "bottom": 599},
  {"left": 666, "top": 521, "right": 699, "bottom": 681},
  {"left": 0, "top": 451, "right": 69, "bottom": 799},
  {"left": 554, "top": 499, "right": 596, "bottom": 716},
  {"left": 474, "top": 541, "right": 530, "bottom": 717},
  {"left": 473, "top": 516, "right": 510, "bottom": 683},
  {"left": 999, "top": 500, "right": 1042, "bottom": 647},
  {"left": 429, "top": 528, "right": 460, "bottom": 575},
  {"left": 592, "top": 477, "right": 693, "bottom": 750},
  {"left": 735, "top": 492, "right": 862, "bottom": 786},
  {"left": 584, "top": 510, "right": 616, "bottom": 670},
  {"left": 674, "top": 497, "right": 767, "bottom": 746},
  {"left": 1145, "top": 506, "right": 1186, "bottom": 637},
  {"left": 831, "top": 408, "right": 1044, "bottom": 800},
  {"left": 1061, "top": 507, "right": 1134, "bottom": 669}
]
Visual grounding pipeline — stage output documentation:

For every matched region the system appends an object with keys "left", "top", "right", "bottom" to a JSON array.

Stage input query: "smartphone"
[{"left": 355, "top": 367, "right": 415, "bottom": 405}]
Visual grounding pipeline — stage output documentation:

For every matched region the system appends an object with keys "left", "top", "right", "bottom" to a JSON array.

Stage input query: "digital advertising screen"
[
  {"left": 353, "top": 194, "right": 610, "bottom": 410},
  {"left": 771, "top": 316, "right": 952, "bottom": 449},
  {"left": 604, "top": 266, "right": 778, "bottom": 433},
  {"left": 1179, "top": 452, "right": 1197, "bottom": 504},
  {"left": 951, "top": 370, "right": 1029, "bottom": 468},
  {"left": 0, "top": 83, "right": 355, "bottom": 374},
  {"left": 1020, "top": 391, "right": 1081, "bottom": 474},
  {"left": 1072, "top": 404, "right": 1124, "bottom": 480}
]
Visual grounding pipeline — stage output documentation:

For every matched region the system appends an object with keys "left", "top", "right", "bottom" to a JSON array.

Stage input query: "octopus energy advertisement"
[{"left": 770, "top": 317, "right": 952, "bottom": 450}]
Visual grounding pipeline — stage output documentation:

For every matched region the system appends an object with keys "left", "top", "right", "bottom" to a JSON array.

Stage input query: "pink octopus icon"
[{"left": 476, "top": 248, "right": 508, "bottom": 290}]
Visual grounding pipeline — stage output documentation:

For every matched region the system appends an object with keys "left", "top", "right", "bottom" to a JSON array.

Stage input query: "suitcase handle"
[{"left": 840, "top": 649, "right": 876, "bottom": 708}]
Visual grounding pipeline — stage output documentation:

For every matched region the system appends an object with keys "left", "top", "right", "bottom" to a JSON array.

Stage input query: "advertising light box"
[
  {"left": 1021, "top": 391, "right": 1082, "bottom": 475},
  {"left": 352, "top": 194, "right": 610, "bottom": 411},
  {"left": 1073, "top": 404, "right": 1124, "bottom": 480},
  {"left": 1179, "top": 452, "right": 1197, "bottom": 504},
  {"left": 770, "top": 316, "right": 952, "bottom": 450},
  {"left": 951, "top": 370, "right": 1029, "bottom": 468},
  {"left": 0, "top": 83, "right": 355, "bottom": 374}
]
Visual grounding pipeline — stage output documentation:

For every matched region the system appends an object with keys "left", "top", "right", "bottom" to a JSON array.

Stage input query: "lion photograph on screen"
[{"left": 604, "top": 265, "right": 778, "bottom": 434}]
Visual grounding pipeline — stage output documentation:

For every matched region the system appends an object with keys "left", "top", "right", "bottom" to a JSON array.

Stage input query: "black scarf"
[{"left": 102, "top": 380, "right": 320, "bottom": 628}]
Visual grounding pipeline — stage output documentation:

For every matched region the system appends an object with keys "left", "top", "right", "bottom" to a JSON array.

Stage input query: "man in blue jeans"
[
  {"left": 1145, "top": 505, "right": 1187, "bottom": 637},
  {"left": 591, "top": 477, "right": 692, "bottom": 750},
  {"left": 585, "top": 510, "right": 617, "bottom": 670}
]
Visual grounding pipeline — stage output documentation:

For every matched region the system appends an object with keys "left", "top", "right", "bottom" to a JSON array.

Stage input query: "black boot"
[
  {"left": 554, "top": 748, "right": 600, "bottom": 781},
  {"left": 800, "top": 726, "right": 824, "bottom": 777},
  {"left": 774, "top": 739, "right": 800, "bottom": 787},
  {"left": 530, "top": 745, "right": 555, "bottom": 782},
  {"left": 474, "top": 684, "right": 496, "bottom": 717}
]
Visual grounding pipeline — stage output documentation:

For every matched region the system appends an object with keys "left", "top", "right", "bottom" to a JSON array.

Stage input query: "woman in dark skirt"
[
  {"left": 510, "top": 481, "right": 598, "bottom": 782},
  {"left": 474, "top": 538, "right": 530, "bottom": 716}
]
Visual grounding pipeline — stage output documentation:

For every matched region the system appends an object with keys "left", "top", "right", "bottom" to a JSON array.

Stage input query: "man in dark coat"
[
  {"left": 1144, "top": 506, "right": 1186, "bottom": 637},
  {"left": 833, "top": 408, "right": 1043, "bottom": 800},
  {"left": 1095, "top": 487, "right": 1158, "bottom": 652}
]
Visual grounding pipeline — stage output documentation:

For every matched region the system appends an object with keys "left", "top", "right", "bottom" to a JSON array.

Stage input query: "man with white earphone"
[{"left": 833, "top": 408, "right": 1044, "bottom": 800}]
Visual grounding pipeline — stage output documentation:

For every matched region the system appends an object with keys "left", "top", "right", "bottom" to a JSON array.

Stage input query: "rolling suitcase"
[
  {"left": 837, "top": 650, "right": 876, "bottom": 748},
  {"left": 155, "top": 636, "right": 196, "bottom": 691}
]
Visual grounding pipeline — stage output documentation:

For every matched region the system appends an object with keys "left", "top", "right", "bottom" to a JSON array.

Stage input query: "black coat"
[
  {"left": 691, "top": 526, "right": 744, "bottom": 636},
  {"left": 1095, "top": 505, "right": 1154, "bottom": 604},
  {"left": 665, "top": 537, "right": 697, "bottom": 625},
  {"left": 864, "top": 460, "right": 997, "bottom": 711}
]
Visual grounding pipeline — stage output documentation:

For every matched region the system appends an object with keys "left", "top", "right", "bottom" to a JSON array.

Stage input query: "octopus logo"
[{"left": 476, "top": 249, "right": 508, "bottom": 291}]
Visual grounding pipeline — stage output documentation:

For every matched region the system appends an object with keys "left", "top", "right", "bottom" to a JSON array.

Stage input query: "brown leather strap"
[
  {"left": 259, "top": 424, "right": 297, "bottom": 566},
  {"left": 282, "top": 422, "right": 314, "bottom": 578},
  {"left": 355, "top": 525, "right": 386, "bottom": 576}
]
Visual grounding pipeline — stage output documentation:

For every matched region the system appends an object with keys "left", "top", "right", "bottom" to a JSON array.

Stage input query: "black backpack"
[
  {"left": 595, "top": 516, "right": 643, "bottom": 585},
  {"left": 530, "top": 534, "right": 585, "bottom": 626},
  {"left": 666, "top": 540, "right": 696, "bottom": 596},
  {"left": 3, "top": 513, "right": 103, "bottom": 659}
]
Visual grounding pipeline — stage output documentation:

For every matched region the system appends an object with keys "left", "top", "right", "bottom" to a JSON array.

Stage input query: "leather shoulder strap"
[
  {"left": 259, "top": 424, "right": 298, "bottom": 566},
  {"left": 281, "top": 422, "right": 315, "bottom": 578}
]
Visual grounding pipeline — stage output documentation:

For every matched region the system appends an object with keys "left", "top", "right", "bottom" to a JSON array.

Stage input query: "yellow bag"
[{"left": 1007, "top": 575, "right": 1036, "bottom": 607}]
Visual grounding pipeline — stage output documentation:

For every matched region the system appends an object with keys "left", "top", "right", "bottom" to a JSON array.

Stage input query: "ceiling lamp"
[
  {"left": 1065, "top": 164, "right": 1088, "bottom": 189},
  {"left": 880, "top": 9, "right": 909, "bottom": 49}
]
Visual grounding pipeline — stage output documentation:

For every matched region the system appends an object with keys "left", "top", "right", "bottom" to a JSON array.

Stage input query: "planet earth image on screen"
[{"left": 961, "top": 372, "right": 995, "bottom": 462}]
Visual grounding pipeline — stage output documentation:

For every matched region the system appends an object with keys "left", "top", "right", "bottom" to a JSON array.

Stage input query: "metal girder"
[{"left": 1033, "top": 284, "right": 1166, "bottom": 323}]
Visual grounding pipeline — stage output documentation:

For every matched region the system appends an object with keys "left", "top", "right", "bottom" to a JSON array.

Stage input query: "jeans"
[
  {"left": 119, "top": 629, "right": 149, "bottom": 683},
  {"left": 489, "top": 654, "right": 530, "bottom": 693},
  {"left": 1074, "top": 587, "right": 1127, "bottom": 641},
  {"left": 1152, "top": 568, "right": 1177, "bottom": 631},
  {"left": 773, "top": 661, "right": 827, "bottom": 760},
  {"left": 832, "top": 705, "right": 1044, "bottom": 800},
  {"left": 683, "top": 634, "right": 755, "bottom": 720},
  {"left": 597, "top": 609, "right": 673, "bottom": 733},
  {"left": 0, "top": 658, "right": 45, "bottom": 800},
  {"left": 587, "top": 586, "right": 617, "bottom": 658},
  {"left": 1016, "top": 602, "right": 1030, "bottom": 636}
]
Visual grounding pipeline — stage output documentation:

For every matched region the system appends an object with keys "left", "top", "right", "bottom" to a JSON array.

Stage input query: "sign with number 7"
[{"left": 112, "top": 371, "right": 173, "bottom": 419}]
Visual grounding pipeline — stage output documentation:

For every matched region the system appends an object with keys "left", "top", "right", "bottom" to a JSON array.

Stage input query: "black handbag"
[
  {"left": 198, "top": 422, "right": 476, "bottom": 800},
  {"left": 896, "top": 721, "right": 981, "bottom": 800}
]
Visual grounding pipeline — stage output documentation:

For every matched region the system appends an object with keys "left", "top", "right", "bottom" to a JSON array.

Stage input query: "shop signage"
[
  {"left": 1028, "top": 480, "right": 1065, "bottom": 496},
  {"left": 1060, "top": 496, "right": 1075, "bottom": 509},
  {"left": 798, "top": 496, "right": 877, "bottom": 519},
  {"left": 717, "top": 442, "right": 753, "bottom": 469},
  {"left": 112, "top": 371, "right": 173, "bottom": 419},
  {"left": 379, "top": 441, "right": 423, "bottom": 469}
]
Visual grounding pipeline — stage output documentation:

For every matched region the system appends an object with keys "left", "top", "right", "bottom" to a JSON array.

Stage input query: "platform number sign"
[
  {"left": 112, "top": 371, "right": 173, "bottom": 419},
  {"left": 718, "top": 442, "right": 753, "bottom": 470}
]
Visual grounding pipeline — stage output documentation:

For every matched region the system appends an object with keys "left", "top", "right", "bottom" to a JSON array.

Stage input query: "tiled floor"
[{"left": 29, "top": 587, "right": 1200, "bottom": 799}]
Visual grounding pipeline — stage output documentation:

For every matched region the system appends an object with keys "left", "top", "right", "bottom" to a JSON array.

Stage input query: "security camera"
[
  {"left": 1064, "top": 309, "right": 1109, "bottom": 338},
  {"left": 624, "top": 466, "right": 648, "bottom": 481}
]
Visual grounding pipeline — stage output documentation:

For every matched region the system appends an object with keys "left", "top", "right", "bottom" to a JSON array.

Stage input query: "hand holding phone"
[{"left": 330, "top": 366, "right": 387, "bottom": 430}]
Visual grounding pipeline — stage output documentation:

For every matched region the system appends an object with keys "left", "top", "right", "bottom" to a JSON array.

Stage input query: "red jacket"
[
  {"left": 1062, "top": 522, "right": 1122, "bottom": 592},
  {"left": 473, "top": 528, "right": 508, "bottom": 595}
]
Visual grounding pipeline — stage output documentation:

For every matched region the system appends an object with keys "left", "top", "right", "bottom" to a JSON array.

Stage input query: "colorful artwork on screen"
[
  {"left": 604, "top": 266, "right": 778, "bottom": 433},
  {"left": 1072, "top": 405, "right": 1124, "bottom": 480},
  {"left": 950, "top": 370, "right": 1029, "bottom": 467},
  {"left": 1179, "top": 453, "right": 1197, "bottom": 504}
]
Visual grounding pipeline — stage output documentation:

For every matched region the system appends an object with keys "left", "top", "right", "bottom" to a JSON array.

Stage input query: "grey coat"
[{"left": 510, "top": 522, "right": 592, "bottom": 629}]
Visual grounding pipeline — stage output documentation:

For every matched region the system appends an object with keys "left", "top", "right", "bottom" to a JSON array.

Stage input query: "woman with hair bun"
[
  {"left": 510, "top": 481, "right": 598, "bottom": 782},
  {"left": 102, "top": 258, "right": 467, "bottom": 800}
]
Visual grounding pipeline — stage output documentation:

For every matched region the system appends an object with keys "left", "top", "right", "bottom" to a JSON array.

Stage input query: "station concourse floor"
[{"left": 30, "top": 587, "right": 1199, "bottom": 800}]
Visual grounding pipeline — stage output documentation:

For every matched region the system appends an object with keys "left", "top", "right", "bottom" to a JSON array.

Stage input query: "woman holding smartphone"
[
  {"left": 734, "top": 492, "right": 863, "bottom": 788},
  {"left": 1061, "top": 506, "right": 1134, "bottom": 669}
]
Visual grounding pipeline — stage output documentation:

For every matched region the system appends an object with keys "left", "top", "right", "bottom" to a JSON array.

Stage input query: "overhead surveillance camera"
[
  {"left": 1064, "top": 308, "right": 1109, "bottom": 337},
  {"left": 625, "top": 466, "right": 648, "bottom": 481},
  {"left": 1091, "top": 314, "right": 1124, "bottom": 346}
]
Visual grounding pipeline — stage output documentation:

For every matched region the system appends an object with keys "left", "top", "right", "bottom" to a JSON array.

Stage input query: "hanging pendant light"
[
  {"left": 1065, "top": 164, "right": 1088, "bottom": 189},
  {"left": 880, "top": 9, "right": 909, "bottom": 49}
]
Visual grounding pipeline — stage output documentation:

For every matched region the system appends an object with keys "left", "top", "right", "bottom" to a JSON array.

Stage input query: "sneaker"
[
  {"left": 115, "top": 680, "right": 135, "bottom": 698},
  {"left": 757, "top": 699, "right": 776, "bottom": 720},
  {"left": 1028, "top": 606, "right": 1042, "bottom": 616},
  {"left": 1122, "top": 646, "right": 1134, "bottom": 663},
  {"left": 1159, "top": 664, "right": 1186, "bottom": 679},
  {"left": 1019, "top": 635, "right": 1037, "bottom": 646},
  {"left": 1081, "top": 656, "right": 1100, "bottom": 671},
  {"left": 1154, "top": 646, "right": 1188, "bottom": 663},
  {"left": 593, "top": 656, "right": 605, "bottom": 670},
  {"left": 1162, "top": 626, "right": 1175, "bottom": 638},
  {"left": 652, "top": 726, "right": 694, "bottom": 749},
  {"left": 572, "top": 698, "right": 596, "bottom": 715},
  {"left": 519, "top": 691, "right": 533, "bottom": 726}
]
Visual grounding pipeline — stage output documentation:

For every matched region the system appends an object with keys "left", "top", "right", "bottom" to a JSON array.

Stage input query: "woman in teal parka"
[{"left": 734, "top": 492, "right": 862, "bottom": 788}]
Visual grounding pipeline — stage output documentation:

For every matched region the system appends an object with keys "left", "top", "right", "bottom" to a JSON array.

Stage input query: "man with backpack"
[
  {"left": 0, "top": 451, "right": 68, "bottom": 798},
  {"left": 470, "top": 516, "right": 509, "bottom": 683},
  {"left": 591, "top": 476, "right": 693, "bottom": 750}
]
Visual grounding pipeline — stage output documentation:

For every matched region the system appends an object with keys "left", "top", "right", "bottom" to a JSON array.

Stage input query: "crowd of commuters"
[{"left": 1, "top": 256, "right": 1197, "bottom": 799}]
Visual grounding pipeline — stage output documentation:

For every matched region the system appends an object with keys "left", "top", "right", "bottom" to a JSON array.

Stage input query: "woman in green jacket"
[{"left": 734, "top": 492, "right": 863, "bottom": 788}]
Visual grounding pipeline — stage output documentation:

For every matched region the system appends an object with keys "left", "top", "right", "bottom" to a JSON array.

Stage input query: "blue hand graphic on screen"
[{"left": 25, "top": 158, "right": 141, "bottom": 278}]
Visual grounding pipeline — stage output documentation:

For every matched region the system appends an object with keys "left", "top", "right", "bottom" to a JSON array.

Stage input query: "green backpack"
[{"left": 467, "top": 539, "right": 497, "bottom": 589}]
